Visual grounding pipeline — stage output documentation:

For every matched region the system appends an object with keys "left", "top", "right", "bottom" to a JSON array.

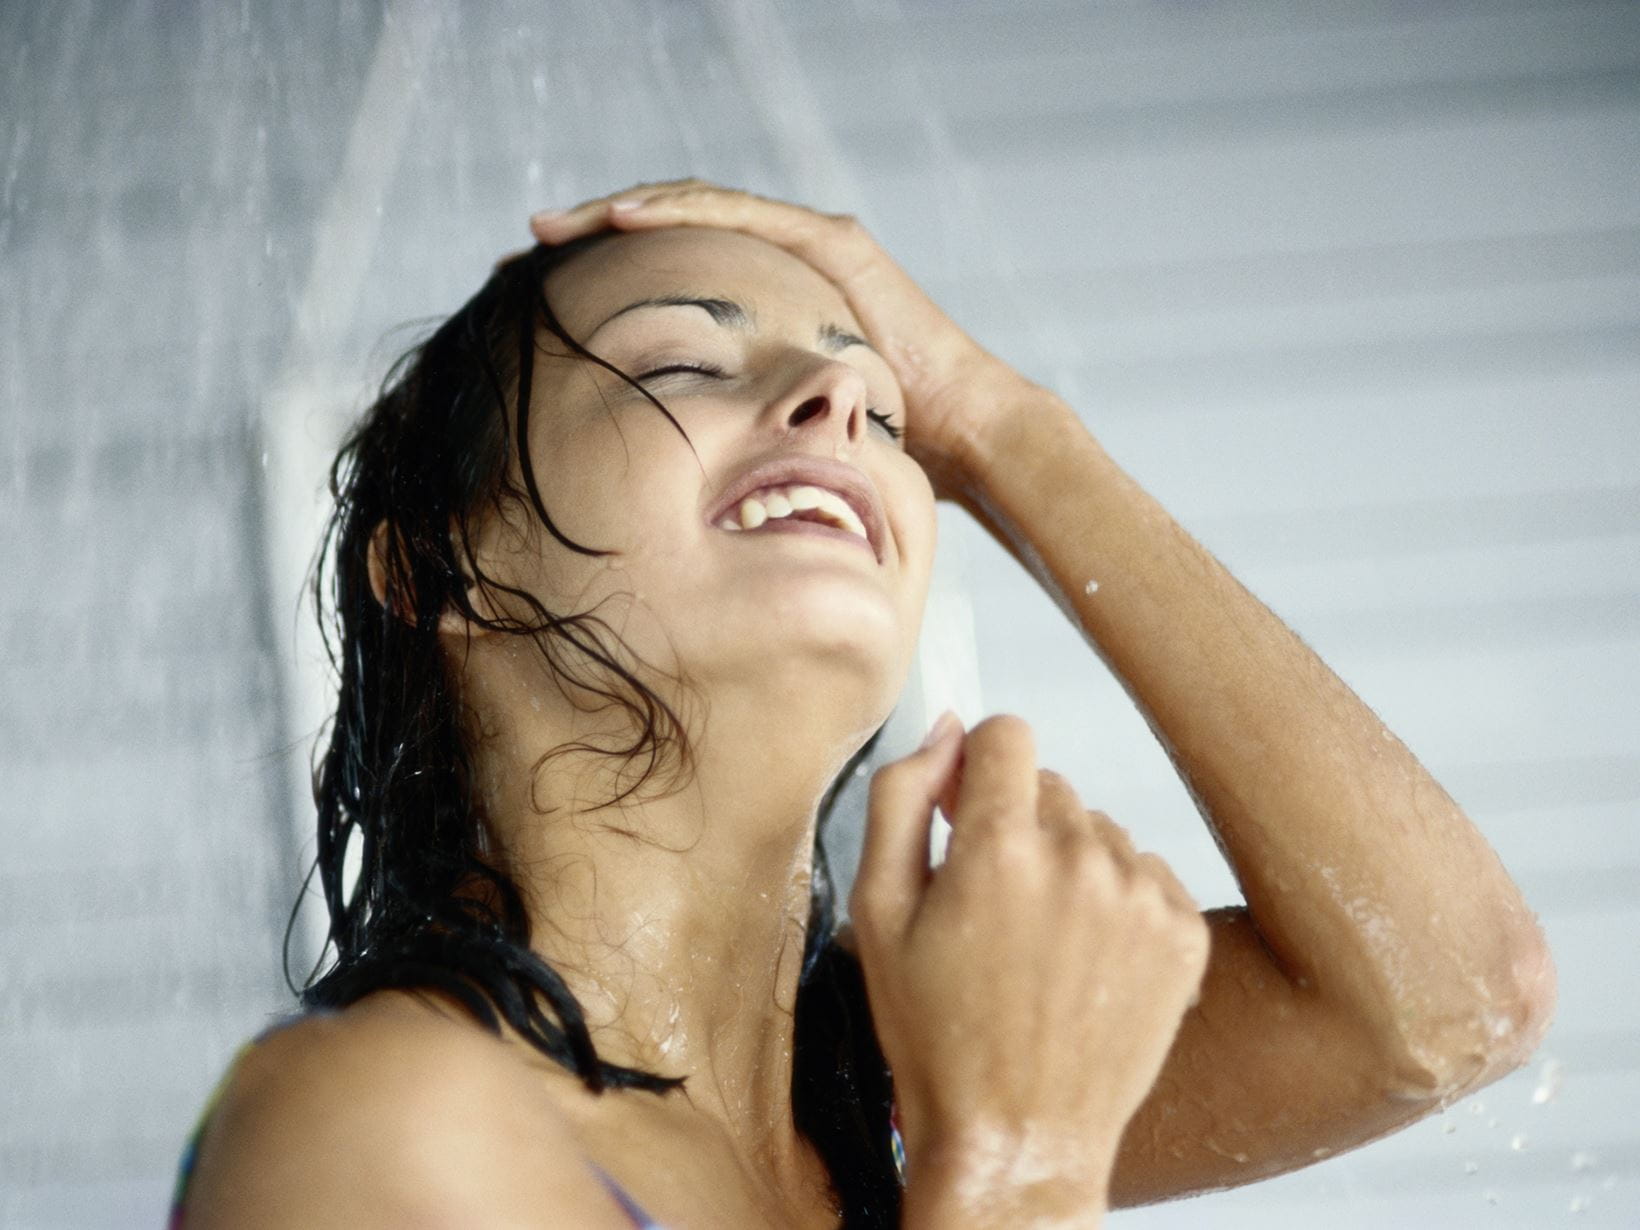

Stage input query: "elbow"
[
  {"left": 1491, "top": 919, "right": 1558, "bottom": 1071},
  {"left": 1383, "top": 919, "right": 1558, "bottom": 1104}
]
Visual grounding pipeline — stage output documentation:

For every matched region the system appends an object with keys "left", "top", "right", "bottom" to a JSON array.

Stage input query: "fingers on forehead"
[{"left": 636, "top": 186, "right": 818, "bottom": 238}]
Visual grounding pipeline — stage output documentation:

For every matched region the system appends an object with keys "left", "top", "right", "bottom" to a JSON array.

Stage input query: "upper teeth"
[{"left": 718, "top": 484, "right": 870, "bottom": 543}]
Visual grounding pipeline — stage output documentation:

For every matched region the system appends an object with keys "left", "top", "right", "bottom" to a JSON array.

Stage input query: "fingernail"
[
  {"left": 529, "top": 209, "right": 565, "bottom": 226},
  {"left": 609, "top": 196, "right": 650, "bottom": 214},
  {"left": 920, "top": 710, "right": 958, "bottom": 750}
]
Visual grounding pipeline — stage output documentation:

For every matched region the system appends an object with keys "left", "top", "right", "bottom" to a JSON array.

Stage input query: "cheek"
[
  {"left": 897, "top": 463, "right": 939, "bottom": 568},
  {"left": 520, "top": 468, "right": 714, "bottom": 629},
  {"left": 530, "top": 401, "right": 695, "bottom": 546},
  {"left": 889, "top": 464, "right": 940, "bottom": 635}
]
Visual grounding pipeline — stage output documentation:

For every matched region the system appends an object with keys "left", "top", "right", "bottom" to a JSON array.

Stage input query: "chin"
[{"left": 719, "top": 613, "right": 910, "bottom": 711}]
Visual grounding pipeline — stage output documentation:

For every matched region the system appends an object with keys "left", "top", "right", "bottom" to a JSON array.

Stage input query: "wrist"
[
  {"left": 901, "top": 1123, "right": 1113, "bottom": 1230},
  {"left": 943, "top": 377, "right": 1091, "bottom": 504}
]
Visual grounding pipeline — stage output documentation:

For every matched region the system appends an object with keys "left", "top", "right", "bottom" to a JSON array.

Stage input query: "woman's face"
[{"left": 475, "top": 228, "right": 937, "bottom": 736}]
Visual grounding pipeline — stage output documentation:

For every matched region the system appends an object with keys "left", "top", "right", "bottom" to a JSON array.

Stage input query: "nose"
[{"left": 777, "top": 356, "right": 867, "bottom": 448}]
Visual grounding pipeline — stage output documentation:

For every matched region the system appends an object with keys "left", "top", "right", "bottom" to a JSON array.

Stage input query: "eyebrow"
[
  {"left": 593, "top": 295, "right": 749, "bottom": 332},
  {"left": 589, "top": 295, "right": 878, "bottom": 357}
]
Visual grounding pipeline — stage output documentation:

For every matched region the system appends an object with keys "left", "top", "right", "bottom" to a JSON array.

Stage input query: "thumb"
[{"left": 852, "top": 712, "right": 965, "bottom": 941}]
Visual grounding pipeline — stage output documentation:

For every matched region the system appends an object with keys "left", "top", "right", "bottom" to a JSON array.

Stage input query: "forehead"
[{"left": 543, "top": 228, "right": 860, "bottom": 342}]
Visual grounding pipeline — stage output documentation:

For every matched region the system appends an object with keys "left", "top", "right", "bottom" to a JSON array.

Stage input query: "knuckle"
[
  {"left": 1144, "top": 860, "right": 1200, "bottom": 916},
  {"left": 1087, "top": 809, "right": 1131, "bottom": 838},
  {"left": 1130, "top": 848, "right": 1172, "bottom": 879},
  {"left": 1125, "top": 870, "right": 1172, "bottom": 914},
  {"left": 987, "top": 829, "right": 1042, "bottom": 877},
  {"left": 974, "top": 713, "right": 1035, "bottom": 758},
  {"left": 1037, "top": 768, "right": 1074, "bottom": 794},
  {"left": 1067, "top": 837, "right": 1117, "bottom": 888}
]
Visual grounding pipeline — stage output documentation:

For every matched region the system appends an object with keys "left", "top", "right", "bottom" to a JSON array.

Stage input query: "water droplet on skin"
[{"left": 1083, "top": 578, "right": 1099, "bottom": 595}]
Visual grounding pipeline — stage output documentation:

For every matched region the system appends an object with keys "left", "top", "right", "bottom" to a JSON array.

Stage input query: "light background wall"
[{"left": 2, "top": 1, "right": 1636, "bottom": 1225}]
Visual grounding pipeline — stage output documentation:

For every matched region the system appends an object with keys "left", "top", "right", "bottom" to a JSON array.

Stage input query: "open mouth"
[{"left": 714, "top": 483, "right": 874, "bottom": 555}]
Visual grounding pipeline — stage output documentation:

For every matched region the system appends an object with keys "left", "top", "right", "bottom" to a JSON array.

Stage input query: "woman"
[{"left": 176, "top": 181, "right": 1554, "bottom": 1228}]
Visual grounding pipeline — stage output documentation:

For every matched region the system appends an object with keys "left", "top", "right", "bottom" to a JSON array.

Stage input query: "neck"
[{"left": 476, "top": 688, "right": 862, "bottom": 1171}]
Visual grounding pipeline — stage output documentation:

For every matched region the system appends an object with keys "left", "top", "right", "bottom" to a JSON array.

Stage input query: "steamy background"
[{"left": 3, "top": 1, "right": 1638, "bottom": 1225}]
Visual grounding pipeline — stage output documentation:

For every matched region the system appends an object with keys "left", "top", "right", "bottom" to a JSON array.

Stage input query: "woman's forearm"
[{"left": 951, "top": 392, "right": 1555, "bottom": 1095}]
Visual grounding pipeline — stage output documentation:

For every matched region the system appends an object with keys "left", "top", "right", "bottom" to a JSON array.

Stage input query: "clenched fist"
[{"left": 852, "top": 714, "right": 1209, "bottom": 1225}]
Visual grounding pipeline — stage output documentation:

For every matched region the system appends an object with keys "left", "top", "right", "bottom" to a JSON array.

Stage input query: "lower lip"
[{"left": 719, "top": 517, "right": 878, "bottom": 560}]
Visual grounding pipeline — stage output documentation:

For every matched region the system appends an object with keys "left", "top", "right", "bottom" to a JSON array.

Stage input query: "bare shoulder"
[{"left": 183, "top": 993, "right": 633, "bottom": 1229}]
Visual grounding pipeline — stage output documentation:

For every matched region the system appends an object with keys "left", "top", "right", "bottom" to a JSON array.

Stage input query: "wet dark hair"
[{"left": 287, "top": 236, "right": 902, "bottom": 1225}]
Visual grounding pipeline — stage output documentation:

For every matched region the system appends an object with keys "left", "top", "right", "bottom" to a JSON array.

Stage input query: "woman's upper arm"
[
  {"left": 181, "top": 1012, "right": 633, "bottom": 1229},
  {"left": 1110, "top": 907, "right": 1457, "bottom": 1207}
]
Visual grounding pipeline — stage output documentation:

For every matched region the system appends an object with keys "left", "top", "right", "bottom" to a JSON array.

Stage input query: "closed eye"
[
  {"left": 633, "top": 364, "right": 901, "bottom": 441},
  {"left": 634, "top": 362, "right": 727, "bottom": 382},
  {"left": 867, "top": 409, "right": 903, "bottom": 442}
]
